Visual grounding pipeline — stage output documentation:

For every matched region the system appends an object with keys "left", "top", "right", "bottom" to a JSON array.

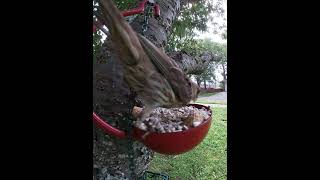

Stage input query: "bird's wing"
[{"left": 138, "top": 34, "right": 192, "bottom": 103}]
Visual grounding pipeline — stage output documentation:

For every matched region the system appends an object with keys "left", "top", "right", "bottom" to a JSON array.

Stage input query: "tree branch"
[{"left": 168, "top": 51, "right": 215, "bottom": 75}]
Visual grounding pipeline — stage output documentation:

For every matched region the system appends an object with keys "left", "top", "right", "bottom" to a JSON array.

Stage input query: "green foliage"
[
  {"left": 113, "top": 0, "right": 138, "bottom": 11},
  {"left": 197, "top": 63, "right": 215, "bottom": 84},
  {"left": 93, "top": 31, "right": 103, "bottom": 57},
  {"left": 182, "top": 38, "right": 226, "bottom": 58},
  {"left": 167, "top": 0, "right": 226, "bottom": 52},
  {"left": 148, "top": 107, "right": 227, "bottom": 179}
]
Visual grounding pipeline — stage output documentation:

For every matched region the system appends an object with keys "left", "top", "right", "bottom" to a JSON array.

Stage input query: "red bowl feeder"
[{"left": 93, "top": 104, "right": 212, "bottom": 155}]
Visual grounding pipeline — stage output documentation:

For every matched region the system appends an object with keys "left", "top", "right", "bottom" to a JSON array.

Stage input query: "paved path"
[
  {"left": 197, "top": 92, "right": 227, "bottom": 106},
  {"left": 199, "top": 103, "right": 227, "bottom": 108}
]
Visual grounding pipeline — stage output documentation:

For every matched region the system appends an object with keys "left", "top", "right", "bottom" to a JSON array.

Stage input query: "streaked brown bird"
[{"left": 95, "top": 0, "right": 200, "bottom": 120}]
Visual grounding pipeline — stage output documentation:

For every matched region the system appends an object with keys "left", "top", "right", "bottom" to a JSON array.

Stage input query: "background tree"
[{"left": 179, "top": 38, "right": 227, "bottom": 90}]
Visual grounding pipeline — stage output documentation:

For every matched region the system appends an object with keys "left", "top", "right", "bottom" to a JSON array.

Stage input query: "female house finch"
[{"left": 95, "top": 0, "right": 200, "bottom": 120}]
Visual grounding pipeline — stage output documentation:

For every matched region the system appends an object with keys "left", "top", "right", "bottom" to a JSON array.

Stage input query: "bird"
[{"left": 95, "top": 0, "right": 200, "bottom": 120}]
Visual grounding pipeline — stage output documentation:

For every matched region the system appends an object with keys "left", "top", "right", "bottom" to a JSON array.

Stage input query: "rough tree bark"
[
  {"left": 168, "top": 51, "right": 215, "bottom": 75},
  {"left": 93, "top": 0, "right": 215, "bottom": 179}
]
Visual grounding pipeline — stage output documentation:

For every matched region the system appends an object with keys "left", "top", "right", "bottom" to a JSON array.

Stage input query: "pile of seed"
[{"left": 133, "top": 106, "right": 211, "bottom": 133}]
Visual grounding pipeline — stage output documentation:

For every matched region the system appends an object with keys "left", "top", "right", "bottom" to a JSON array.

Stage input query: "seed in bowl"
[{"left": 132, "top": 106, "right": 211, "bottom": 133}]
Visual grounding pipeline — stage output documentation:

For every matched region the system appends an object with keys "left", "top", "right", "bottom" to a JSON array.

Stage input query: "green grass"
[
  {"left": 148, "top": 108, "right": 227, "bottom": 180},
  {"left": 198, "top": 92, "right": 218, "bottom": 98},
  {"left": 195, "top": 100, "right": 226, "bottom": 105}
]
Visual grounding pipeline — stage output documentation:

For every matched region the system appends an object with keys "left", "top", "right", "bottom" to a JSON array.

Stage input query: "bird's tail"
[{"left": 95, "top": 0, "right": 144, "bottom": 65}]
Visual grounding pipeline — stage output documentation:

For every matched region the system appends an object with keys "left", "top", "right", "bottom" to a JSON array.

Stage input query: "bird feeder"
[{"left": 92, "top": 104, "right": 212, "bottom": 155}]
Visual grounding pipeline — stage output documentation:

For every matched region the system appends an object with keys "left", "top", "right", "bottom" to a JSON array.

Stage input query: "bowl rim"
[{"left": 134, "top": 104, "right": 213, "bottom": 134}]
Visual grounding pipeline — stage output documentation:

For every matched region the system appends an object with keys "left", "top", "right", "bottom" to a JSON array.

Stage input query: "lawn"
[
  {"left": 147, "top": 107, "right": 227, "bottom": 180},
  {"left": 195, "top": 100, "right": 226, "bottom": 105},
  {"left": 198, "top": 92, "right": 218, "bottom": 98}
]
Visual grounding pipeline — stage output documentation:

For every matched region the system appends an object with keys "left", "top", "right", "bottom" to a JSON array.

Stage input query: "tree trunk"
[
  {"left": 196, "top": 76, "right": 201, "bottom": 87},
  {"left": 221, "top": 63, "right": 226, "bottom": 91},
  {"left": 93, "top": 0, "right": 181, "bottom": 179},
  {"left": 222, "top": 64, "right": 226, "bottom": 80},
  {"left": 93, "top": 0, "right": 213, "bottom": 179},
  {"left": 204, "top": 80, "right": 207, "bottom": 89}
]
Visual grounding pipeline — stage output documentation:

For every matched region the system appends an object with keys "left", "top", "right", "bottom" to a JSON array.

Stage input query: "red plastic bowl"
[{"left": 93, "top": 104, "right": 212, "bottom": 155}]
